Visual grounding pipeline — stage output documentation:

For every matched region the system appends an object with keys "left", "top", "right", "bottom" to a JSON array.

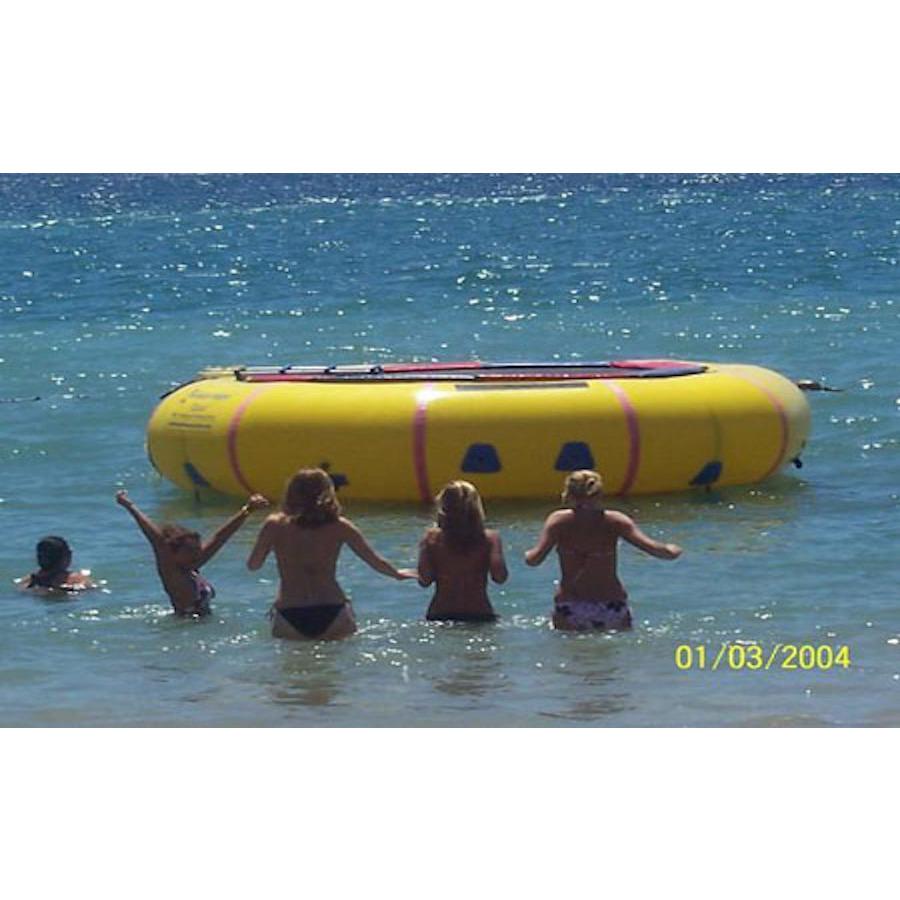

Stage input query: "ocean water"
[{"left": 0, "top": 173, "right": 897, "bottom": 727}]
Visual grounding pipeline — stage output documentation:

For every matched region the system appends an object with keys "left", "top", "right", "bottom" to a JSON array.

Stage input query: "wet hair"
[
  {"left": 160, "top": 524, "right": 201, "bottom": 552},
  {"left": 282, "top": 468, "right": 341, "bottom": 528},
  {"left": 435, "top": 481, "right": 487, "bottom": 553},
  {"left": 562, "top": 469, "right": 604, "bottom": 506},
  {"left": 36, "top": 536, "right": 72, "bottom": 573}
]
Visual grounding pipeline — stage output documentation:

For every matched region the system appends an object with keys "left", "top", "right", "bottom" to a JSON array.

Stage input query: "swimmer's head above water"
[
  {"left": 21, "top": 535, "right": 95, "bottom": 593},
  {"left": 160, "top": 524, "right": 203, "bottom": 568},
  {"left": 561, "top": 469, "right": 604, "bottom": 509},
  {"left": 36, "top": 535, "right": 73, "bottom": 574},
  {"left": 282, "top": 467, "right": 342, "bottom": 528}
]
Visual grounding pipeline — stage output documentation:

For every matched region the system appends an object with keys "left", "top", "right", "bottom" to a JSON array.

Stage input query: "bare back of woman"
[
  {"left": 419, "top": 528, "right": 506, "bottom": 621},
  {"left": 417, "top": 481, "right": 508, "bottom": 622},
  {"left": 554, "top": 509, "right": 628, "bottom": 603},
  {"left": 264, "top": 515, "right": 349, "bottom": 606}
]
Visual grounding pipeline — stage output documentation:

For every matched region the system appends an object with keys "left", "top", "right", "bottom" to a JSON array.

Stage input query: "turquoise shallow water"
[{"left": 1, "top": 174, "right": 897, "bottom": 726}]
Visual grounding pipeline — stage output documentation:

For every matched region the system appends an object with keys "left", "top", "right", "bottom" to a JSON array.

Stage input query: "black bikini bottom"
[
  {"left": 426, "top": 612, "right": 498, "bottom": 623},
  {"left": 278, "top": 604, "right": 346, "bottom": 638}
]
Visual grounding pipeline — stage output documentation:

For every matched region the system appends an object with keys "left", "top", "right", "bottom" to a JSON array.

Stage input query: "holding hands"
[{"left": 241, "top": 494, "right": 270, "bottom": 514}]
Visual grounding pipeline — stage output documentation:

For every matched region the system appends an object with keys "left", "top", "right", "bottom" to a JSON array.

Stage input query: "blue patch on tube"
[
  {"left": 461, "top": 443, "right": 502, "bottom": 473},
  {"left": 554, "top": 441, "right": 596, "bottom": 471},
  {"left": 690, "top": 461, "right": 722, "bottom": 486},
  {"left": 183, "top": 462, "right": 211, "bottom": 487}
]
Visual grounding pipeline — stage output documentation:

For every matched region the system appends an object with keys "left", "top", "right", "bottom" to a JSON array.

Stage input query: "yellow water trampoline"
[{"left": 145, "top": 359, "right": 811, "bottom": 502}]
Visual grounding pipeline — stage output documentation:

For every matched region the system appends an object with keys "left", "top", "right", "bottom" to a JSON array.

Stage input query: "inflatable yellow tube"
[{"left": 146, "top": 360, "right": 811, "bottom": 502}]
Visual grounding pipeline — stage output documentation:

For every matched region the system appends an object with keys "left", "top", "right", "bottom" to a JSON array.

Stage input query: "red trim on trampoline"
[
  {"left": 412, "top": 385, "right": 436, "bottom": 503},
  {"left": 227, "top": 386, "right": 270, "bottom": 495},
  {"left": 607, "top": 382, "right": 641, "bottom": 495},
  {"left": 383, "top": 361, "right": 481, "bottom": 373},
  {"left": 612, "top": 358, "right": 697, "bottom": 369}
]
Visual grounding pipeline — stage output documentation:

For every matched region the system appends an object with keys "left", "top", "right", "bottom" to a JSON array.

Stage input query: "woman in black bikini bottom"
[
  {"left": 271, "top": 604, "right": 352, "bottom": 639},
  {"left": 425, "top": 611, "right": 499, "bottom": 623},
  {"left": 248, "top": 468, "right": 417, "bottom": 641}
]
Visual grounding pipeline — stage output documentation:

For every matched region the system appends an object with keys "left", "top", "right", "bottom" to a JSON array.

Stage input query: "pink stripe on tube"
[
  {"left": 729, "top": 374, "right": 790, "bottom": 480},
  {"left": 227, "top": 386, "right": 270, "bottom": 495},
  {"left": 412, "top": 384, "right": 437, "bottom": 503},
  {"left": 606, "top": 382, "right": 641, "bottom": 495}
]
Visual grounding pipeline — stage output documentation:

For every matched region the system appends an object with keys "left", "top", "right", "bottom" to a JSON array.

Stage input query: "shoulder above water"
[
  {"left": 602, "top": 509, "right": 633, "bottom": 528},
  {"left": 14, "top": 571, "right": 95, "bottom": 595}
]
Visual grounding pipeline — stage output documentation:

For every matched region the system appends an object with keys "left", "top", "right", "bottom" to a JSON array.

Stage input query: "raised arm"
[
  {"left": 199, "top": 494, "right": 269, "bottom": 567},
  {"left": 524, "top": 514, "right": 560, "bottom": 566},
  {"left": 614, "top": 512, "right": 682, "bottom": 560},
  {"left": 343, "top": 520, "right": 416, "bottom": 580},
  {"left": 247, "top": 516, "right": 277, "bottom": 571},
  {"left": 116, "top": 490, "right": 165, "bottom": 548},
  {"left": 488, "top": 531, "right": 509, "bottom": 583}
]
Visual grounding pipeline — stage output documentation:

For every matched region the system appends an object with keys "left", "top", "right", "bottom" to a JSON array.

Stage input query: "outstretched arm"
[
  {"left": 525, "top": 515, "right": 559, "bottom": 566},
  {"left": 199, "top": 494, "right": 269, "bottom": 567},
  {"left": 617, "top": 514, "right": 682, "bottom": 560},
  {"left": 343, "top": 520, "right": 417, "bottom": 580},
  {"left": 116, "top": 490, "right": 165, "bottom": 549},
  {"left": 489, "top": 532, "right": 509, "bottom": 583}
]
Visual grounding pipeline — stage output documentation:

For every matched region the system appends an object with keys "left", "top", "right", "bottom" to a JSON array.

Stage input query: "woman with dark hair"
[
  {"left": 17, "top": 536, "right": 96, "bottom": 594},
  {"left": 116, "top": 489, "right": 269, "bottom": 615},
  {"left": 247, "top": 467, "right": 416, "bottom": 641},
  {"left": 416, "top": 480, "right": 507, "bottom": 622}
]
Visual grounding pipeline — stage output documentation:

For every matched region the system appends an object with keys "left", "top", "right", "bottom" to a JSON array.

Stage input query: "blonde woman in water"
[
  {"left": 416, "top": 480, "right": 508, "bottom": 622},
  {"left": 247, "top": 468, "right": 417, "bottom": 640},
  {"left": 525, "top": 470, "right": 682, "bottom": 631}
]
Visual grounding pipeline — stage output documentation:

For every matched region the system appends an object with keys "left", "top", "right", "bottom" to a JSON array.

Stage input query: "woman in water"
[
  {"left": 416, "top": 480, "right": 507, "bottom": 622},
  {"left": 116, "top": 489, "right": 269, "bottom": 615},
  {"left": 17, "top": 536, "right": 96, "bottom": 594},
  {"left": 247, "top": 468, "right": 417, "bottom": 640},
  {"left": 525, "top": 470, "right": 682, "bottom": 631}
]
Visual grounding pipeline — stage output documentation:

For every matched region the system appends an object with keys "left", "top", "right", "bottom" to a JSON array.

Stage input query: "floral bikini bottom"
[{"left": 554, "top": 598, "right": 633, "bottom": 631}]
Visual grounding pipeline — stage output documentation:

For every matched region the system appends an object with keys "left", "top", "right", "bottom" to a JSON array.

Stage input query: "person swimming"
[
  {"left": 416, "top": 480, "right": 508, "bottom": 623},
  {"left": 247, "top": 467, "right": 417, "bottom": 640},
  {"left": 525, "top": 470, "right": 682, "bottom": 632},
  {"left": 16, "top": 535, "right": 96, "bottom": 595},
  {"left": 116, "top": 489, "right": 268, "bottom": 615}
]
